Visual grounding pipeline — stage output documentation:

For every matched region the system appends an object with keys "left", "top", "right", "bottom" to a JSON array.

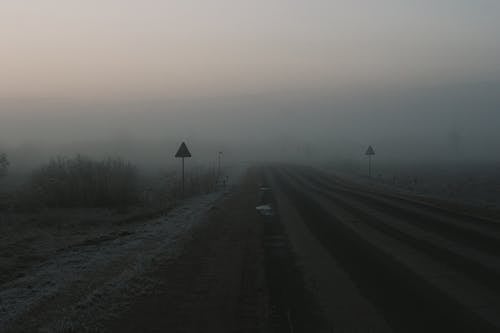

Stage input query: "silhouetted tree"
[{"left": 0, "top": 153, "right": 9, "bottom": 178}]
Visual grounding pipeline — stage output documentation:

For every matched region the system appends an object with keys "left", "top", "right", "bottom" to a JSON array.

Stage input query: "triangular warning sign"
[
  {"left": 365, "top": 145, "right": 375, "bottom": 155},
  {"left": 175, "top": 142, "right": 192, "bottom": 158}
]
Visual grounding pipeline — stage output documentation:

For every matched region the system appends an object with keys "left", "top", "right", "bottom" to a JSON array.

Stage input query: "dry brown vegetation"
[
  {"left": 29, "top": 155, "right": 140, "bottom": 208},
  {"left": 0, "top": 156, "right": 220, "bottom": 288}
]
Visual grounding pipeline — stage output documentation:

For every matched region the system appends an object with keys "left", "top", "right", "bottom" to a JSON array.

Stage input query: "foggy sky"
[
  {"left": 1, "top": 1, "right": 500, "bottom": 167},
  {"left": 2, "top": 0, "right": 499, "bottom": 99}
]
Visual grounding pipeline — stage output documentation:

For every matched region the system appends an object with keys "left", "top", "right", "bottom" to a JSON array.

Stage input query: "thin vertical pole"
[
  {"left": 182, "top": 157, "right": 185, "bottom": 197},
  {"left": 217, "top": 153, "right": 221, "bottom": 178},
  {"left": 368, "top": 155, "right": 372, "bottom": 178}
]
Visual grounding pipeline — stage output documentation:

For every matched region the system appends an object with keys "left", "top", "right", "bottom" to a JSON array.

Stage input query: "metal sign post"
[
  {"left": 365, "top": 145, "right": 375, "bottom": 178},
  {"left": 217, "top": 151, "right": 223, "bottom": 179},
  {"left": 182, "top": 157, "right": 185, "bottom": 194},
  {"left": 175, "top": 142, "right": 192, "bottom": 197}
]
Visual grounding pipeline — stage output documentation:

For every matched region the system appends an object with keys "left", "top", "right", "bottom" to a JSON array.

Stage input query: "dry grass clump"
[{"left": 29, "top": 155, "right": 140, "bottom": 208}]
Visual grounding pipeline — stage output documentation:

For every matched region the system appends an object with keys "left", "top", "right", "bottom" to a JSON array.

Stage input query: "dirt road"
[
  {"left": 267, "top": 165, "right": 500, "bottom": 332},
  {"left": 104, "top": 170, "right": 270, "bottom": 332},
  {"left": 104, "top": 168, "right": 320, "bottom": 332},
  {"left": 4, "top": 165, "right": 500, "bottom": 332}
]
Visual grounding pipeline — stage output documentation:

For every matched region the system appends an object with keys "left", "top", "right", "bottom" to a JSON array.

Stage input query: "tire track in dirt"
[{"left": 104, "top": 169, "right": 269, "bottom": 333}]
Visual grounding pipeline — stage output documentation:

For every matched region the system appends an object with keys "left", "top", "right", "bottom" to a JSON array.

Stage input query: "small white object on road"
[{"left": 256, "top": 204, "right": 274, "bottom": 216}]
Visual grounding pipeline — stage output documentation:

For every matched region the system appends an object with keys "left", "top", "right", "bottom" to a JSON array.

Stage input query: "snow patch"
[
  {"left": 256, "top": 204, "right": 274, "bottom": 216},
  {"left": 0, "top": 191, "right": 223, "bottom": 332}
]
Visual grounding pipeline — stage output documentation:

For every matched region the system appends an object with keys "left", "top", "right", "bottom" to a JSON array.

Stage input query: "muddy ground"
[
  {"left": 5, "top": 165, "right": 498, "bottom": 332},
  {"left": 103, "top": 168, "right": 319, "bottom": 333}
]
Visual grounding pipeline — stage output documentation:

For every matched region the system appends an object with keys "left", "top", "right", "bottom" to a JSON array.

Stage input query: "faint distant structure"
[
  {"left": 0, "top": 153, "right": 9, "bottom": 178},
  {"left": 217, "top": 151, "right": 223, "bottom": 178},
  {"left": 365, "top": 145, "right": 375, "bottom": 178}
]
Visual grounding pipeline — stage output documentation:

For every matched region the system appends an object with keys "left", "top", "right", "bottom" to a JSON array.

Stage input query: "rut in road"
[
  {"left": 282, "top": 167, "right": 500, "bottom": 291},
  {"left": 292, "top": 166, "right": 500, "bottom": 257},
  {"left": 270, "top": 167, "right": 498, "bottom": 332},
  {"left": 296, "top": 166, "right": 500, "bottom": 227}
]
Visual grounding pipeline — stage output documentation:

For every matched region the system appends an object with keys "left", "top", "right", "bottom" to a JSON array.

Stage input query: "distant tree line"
[
  {"left": 30, "top": 155, "right": 140, "bottom": 208},
  {"left": 0, "top": 153, "right": 9, "bottom": 178},
  {"left": 1, "top": 153, "right": 218, "bottom": 212}
]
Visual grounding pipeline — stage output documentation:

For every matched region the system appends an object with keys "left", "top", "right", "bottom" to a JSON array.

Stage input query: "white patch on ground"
[
  {"left": 256, "top": 204, "right": 274, "bottom": 216},
  {"left": 0, "top": 191, "right": 224, "bottom": 332}
]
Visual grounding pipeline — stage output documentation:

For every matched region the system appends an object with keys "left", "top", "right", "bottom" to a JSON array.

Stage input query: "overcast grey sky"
[
  {"left": 1, "top": 1, "right": 500, "bottom": 166},
  {"left": 1, "top": 0, "right": 499, "bottom": 100}
]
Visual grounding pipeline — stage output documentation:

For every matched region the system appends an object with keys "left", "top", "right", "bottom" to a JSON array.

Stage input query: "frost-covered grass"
[
  {"left": 0, "top": 161, "right": 224, "bottom": 294},
  {"left": 326, "top": 162, "right": 500, "bottom": 209},
  {"left": 0, "top": 190, "right": 225, "bottom": 332}
]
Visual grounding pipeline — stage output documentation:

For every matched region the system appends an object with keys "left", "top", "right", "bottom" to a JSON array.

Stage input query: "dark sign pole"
[
  {"left": 365, "top": 145, "right": 375, "bottom": 178},
  {"left": 182, "top": 157, "right": 185, "bottom": 195},
  {"left": 175, "top": 142, "right": 192, "bottom": 198},
  {"left": 217, "top": 151, "right": 223, "bottom": 179},
  {"left": 368, "top": 154, "right": 372, "bottom": 178}
]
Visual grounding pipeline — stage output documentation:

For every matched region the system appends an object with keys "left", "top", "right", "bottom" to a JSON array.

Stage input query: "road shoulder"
[{"left": 104, "top": 169, "right": 269, "bottom": 332}]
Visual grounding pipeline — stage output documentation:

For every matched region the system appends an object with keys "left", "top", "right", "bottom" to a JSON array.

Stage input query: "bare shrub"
[
  {"left": 187, "top": 166, "right": 218, "bottom": 195},
  {"left": 0, "top": 153, "right": 9, "bottom": 178},
  {"left": 168, "top": 166, "right": 218, "bottom": 199},
  {"left": 29, "top": 155, "right": 140, "bottom": 208}
]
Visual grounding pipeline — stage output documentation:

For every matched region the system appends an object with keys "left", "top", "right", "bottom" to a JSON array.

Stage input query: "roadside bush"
[
  {"left": 0, "top": 153, "right": 9, "bottom": 178},
  {"left": 186, "top": 167, "right": 218, "bottom": 195},
  {"left": 30, "top": 155, "right": 140, "bottom": 208},
  {"left": 168, "top": 166, "right": 219, "bottom": 199}
]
